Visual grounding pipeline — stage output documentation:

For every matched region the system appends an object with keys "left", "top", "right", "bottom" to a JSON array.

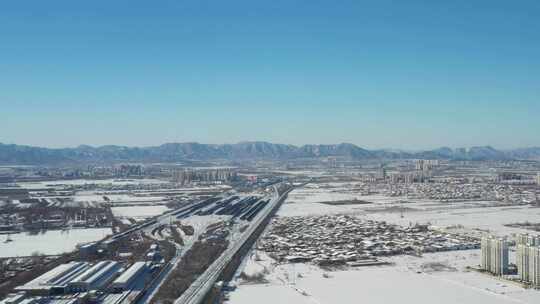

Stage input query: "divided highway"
[{"left": 173, "top": 185, "right": 294, "bottom": 304}]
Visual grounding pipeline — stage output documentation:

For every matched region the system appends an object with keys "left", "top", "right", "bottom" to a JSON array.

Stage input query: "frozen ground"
[
  {"left": 0, "top": 228, "right": 111, "bottom": 257},
  {"left": 278, "top": 183, "right": 379, "bottom": 216},
  {"left": 228, "top": 250, "right": 540, "bottom": 304}
]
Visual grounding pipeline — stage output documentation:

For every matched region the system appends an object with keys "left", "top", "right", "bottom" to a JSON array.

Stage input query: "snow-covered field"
[
  {"left": 0, "top": 228, "right": 111, "bottom": 257},
  {"left": 278, "top": 183, "right": 377, "bottom": 216},
  {"left": 229, "top": 250, "right": 540, "bottom": 304}
]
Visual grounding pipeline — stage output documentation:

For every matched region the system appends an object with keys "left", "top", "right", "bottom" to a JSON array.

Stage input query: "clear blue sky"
[{"left": 1, "top": 0, "right": 539, "bottom": 149}]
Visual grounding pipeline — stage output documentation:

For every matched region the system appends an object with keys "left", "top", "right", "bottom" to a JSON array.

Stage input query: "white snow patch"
[{"left": 0, "top": 228, "right": 111, "bottom": 257}]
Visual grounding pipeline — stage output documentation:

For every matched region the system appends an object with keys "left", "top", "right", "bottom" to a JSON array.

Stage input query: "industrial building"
[
  {"left": 110, "top": 262, "right": 147, "bottom": 292},
  {"left": 481, "top": 236, "right": 509, "bottom": 276},
  {"left": 0, "top": 294, "right": 85, "bottom": 304},
  {"left": 68, "top": 261, "right": 120, "bottom": 292},
  {"left": 14, "top": 261, "right": 124, "bottom": 296},
  {"left": 15, "top": 262, "right": 91, "bottom": 295},
  {"left": 7, "top": 259, "right": 151, "bottom": 304}
]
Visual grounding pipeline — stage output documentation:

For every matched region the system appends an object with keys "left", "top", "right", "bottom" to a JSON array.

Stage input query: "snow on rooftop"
[
  {"left": 113, "top": 262, "right": 146, "bottom": 285},
  {"left": 111, "top": 205, "right": 170, "bottom": 219},
  {"left": 23, "top": 262, "right": 81, "bottom": 287},
  {"left": 70, "top": 261, "right": 111, "bottom": 284}
]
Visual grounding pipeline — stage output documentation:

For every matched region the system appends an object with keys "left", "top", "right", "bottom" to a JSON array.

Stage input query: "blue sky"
[{"left": 1, "top": 0, "right": 539, "bottom": 149}]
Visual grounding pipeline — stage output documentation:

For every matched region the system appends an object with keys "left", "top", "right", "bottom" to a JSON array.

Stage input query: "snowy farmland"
[{"left": 278, "top": 182, "right": 378, "bottom": 216}]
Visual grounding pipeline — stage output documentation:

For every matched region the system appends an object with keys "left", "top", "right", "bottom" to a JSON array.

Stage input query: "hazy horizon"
[{"left": 0, "top": 140, "right": 538, "bottom": 152}]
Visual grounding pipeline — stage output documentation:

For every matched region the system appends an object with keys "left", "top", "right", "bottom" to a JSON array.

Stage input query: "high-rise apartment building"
[
  {"left": 517, "top": 234, "right": 540, "bottom": 247},
  {"left": 481, "top": 237, "right": 491, "bottom": 271},
  {"left": 530, "top": 246, "right": 540, "bottom": 288},
  {"left": 491, "top": 239, "right": 509, "bottom": 276},
  {"left": 415, "top": 159, "right": 439, "bottom": 171},
  {"left": 481, "top": 236, "right": 509, "bottom": 276},
  {"left": 516, "top": 234, "right": 540, "bottom": 287},
  {"left": 172, "top": 168, "right": 237, "bottom": 185},
  {"left": 518, "top": 244, "right": 531, "bottom": 282}
]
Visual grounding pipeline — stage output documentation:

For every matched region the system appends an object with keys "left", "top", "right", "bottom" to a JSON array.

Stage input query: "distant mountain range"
[{"left": 0, "top": 142, "right": 539, "bottom": 165}]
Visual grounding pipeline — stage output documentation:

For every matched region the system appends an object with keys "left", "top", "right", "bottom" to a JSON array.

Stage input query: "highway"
[{"left": 173, "top": 184, "right": 294, "bottom": 304}]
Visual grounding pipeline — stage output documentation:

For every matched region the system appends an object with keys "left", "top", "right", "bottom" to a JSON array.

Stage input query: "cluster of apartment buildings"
[
  {"left": 480, "top": 236, "right": 509, "bottom": 276},
  {"left": 113, "top": 165, "right": 144, "bottom": 178},
  {"left": 415, "top": 159, "right": 440, "bottom": 171},
  {"left": 172, "top": 168, "right": 237, "bottom": 185},
  {"left": 388, "top": 171, "right": 432, "bottom": 184},
  {"left": 481, "top": 234, "right": 540, "bottom": 288}
]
